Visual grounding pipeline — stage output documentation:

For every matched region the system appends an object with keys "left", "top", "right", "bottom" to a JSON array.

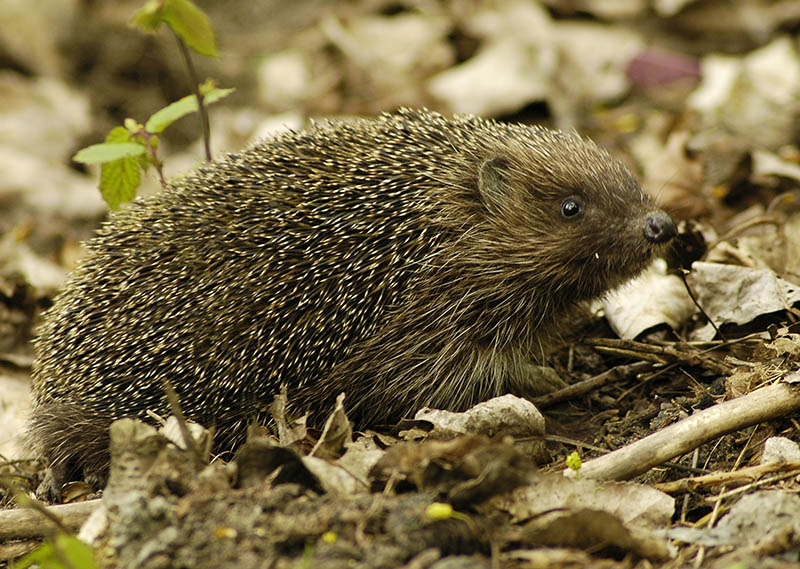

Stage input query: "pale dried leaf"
[
  {"left": 413, "top": 394, "right": 545, "bottom": 438},
  {"left": 688, "top": 37, "right": 800, "bottom": 149},
  {"left": 0, "top": 370, "right": 30, "bottom": 461},
  {"left": 670, "top": 491, "right": 800, "bottom": 547},
  {"left": 688, "top": 261, "right": 800, "bottom": 340},
  {"left": 497, "top": 473, "right": 674, "bottom": 530},
  {"left": 310, "top": 392, "right": 352, "bottom": 459},
  {"left": 428, "top": 39, "right": 552, "bottom": 116},
  {"left": 601, "top": 260, "right": 695, "bottom": 339},
  {"left": 300, "top": 455, "right": 365, "bottom": 496},
  {"left": 520, "top": 508, "right": 670, "bottom": 560},
  {"left": 752, "top": 149, "right": 800, "bottom": 183}
]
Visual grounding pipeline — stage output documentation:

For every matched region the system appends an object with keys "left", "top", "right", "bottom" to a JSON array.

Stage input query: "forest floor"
[{"left": 2, "top": 1, "right": 800, "bottom": 568}]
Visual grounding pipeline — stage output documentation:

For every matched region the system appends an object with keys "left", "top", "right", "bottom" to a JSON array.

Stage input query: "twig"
[
  {"left": 532, "top": 362, "right": 651, "bottom": 408},
  {"left": 0, "top": 539, "right": 39, "bottom": 563},
  {"left": 585, "top": 337, "right": 732, "bottom": 375},
  {"left": 615, "top": 363, "right": 677, "bottom": 402},
  {"left": 162, "top": 379, "right": 207, "bottom": 465},
  {"left": 174, "top": 33, "right": 211, "bottom": 161},
  {"left": 0, "top": 499, "right": 99, "bottom": 541},
  {"left": 564, "top": 381, "right": 800, "bottom": 481},
  {"left": 707, "top": 469, "right": 800, "bottom": 502},
  {"left": 706, "top": 215, "right": 781, "bottom": 254},
  {"left": 680, "top": 449, "right": 699, "bottom": 522},
  {"left": 654, "top": 460, "right": 800, "bottom": 494},
  {"left": 680, "top": 269, "right": 723, "bottom": 339}
]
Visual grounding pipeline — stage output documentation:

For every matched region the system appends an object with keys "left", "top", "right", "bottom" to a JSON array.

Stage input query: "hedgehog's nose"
[{"left": 643, "top": 210, "right": 676, "bottom": 244}]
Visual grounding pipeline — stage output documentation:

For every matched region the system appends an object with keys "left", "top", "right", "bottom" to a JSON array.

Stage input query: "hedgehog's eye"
[{"left": 561, "top": 197, "right": 582, "bottom": 219}]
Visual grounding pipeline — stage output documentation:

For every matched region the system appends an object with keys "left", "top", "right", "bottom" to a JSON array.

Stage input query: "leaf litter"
[{"left": 2, "top": 0, "right": 800, "bottom": 567}]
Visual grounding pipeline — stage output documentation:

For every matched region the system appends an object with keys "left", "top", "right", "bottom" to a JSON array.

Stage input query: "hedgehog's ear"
[{"left": 478, "top": 157, "right": 512, "bottom": 214}]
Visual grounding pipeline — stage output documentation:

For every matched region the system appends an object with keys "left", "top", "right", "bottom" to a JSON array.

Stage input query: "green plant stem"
[
  {"left": 147, "top": 144, "right": 167, "bottom": 187},
  {"left": 174, "top": 33, "right": 212, "bottom": 161},
  {"left": 135, "top": 128, "right": 166, "bottom": 188}
]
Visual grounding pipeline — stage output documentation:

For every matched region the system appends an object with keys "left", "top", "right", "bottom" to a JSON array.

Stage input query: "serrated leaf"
[
  {"left": 100, "top": 157, "right": 141, "bottom": 209},
  {"left": 106, "top": 125, "right": 135, "bottom": 144},
  {"left": 137, "top": 152, "right": 154, "bottom": 171},
  {"left": 131, "top": 0, "right": 165, "bottom": 33},
  {"left": 162, "top": 0, "right": 217, "bottom": 57},
  {"left": 73, "top": 143, "right": 147, "bottom": 165},
  {"left": 145, "top": 87, "right": 235, "bottom": 133}
]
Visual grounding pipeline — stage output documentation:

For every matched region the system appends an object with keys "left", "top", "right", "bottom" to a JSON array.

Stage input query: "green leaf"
[
  {"left": 14, "top": 534, "right": 96, "bottom": 569},
  {"left": 202, "top": 86, "right": 235, "bottom": 105},
  {"left": 124, "top": 118, "right": 144, "bottom": 134},
  {"left": 198, "top": 77, "right": 217, "bottom": 95},
  {"left": 131, "top": 0, "right": 165, "bottom": 33},
  {"left": 145, "top": 95, "right": 198, "bottom": 133},
  {"left": 145, "top": 87, "right": 234, "bottom": 133},
  {"left": 162, "top": 0, "right": 217, "bottom": 57},
  {"left": 100, "top": 157, "right": 141, "bottom": 209},
  {"left": 566, "top": 451, "right": 582, "bottom": 473},
  {"left": 73, "top": 143, "right": 147, "bottom": 165},
  {"left": 13, "top": 541, "right": 53, "bottom": 568},
  {"left": 54, "top": 534, "right": 96, "bottom": 569},
  {"left": 73, "top": 126, "right": 148, "bottom": 165},
  {"left": 106, "top": 125, "right": 135, "bottom": 143}
]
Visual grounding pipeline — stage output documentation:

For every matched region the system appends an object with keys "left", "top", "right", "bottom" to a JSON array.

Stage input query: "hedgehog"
[{"left": 29, "top": 108, "right": 675, "bottom": 494}]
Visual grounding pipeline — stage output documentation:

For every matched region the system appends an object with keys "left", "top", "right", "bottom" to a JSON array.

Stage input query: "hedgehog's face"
[{"left": 476, "top": 140, "right": 675, "bottom": 301}]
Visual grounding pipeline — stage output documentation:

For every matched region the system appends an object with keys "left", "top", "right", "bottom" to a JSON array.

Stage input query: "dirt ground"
[{"left": 2, "top": 0, "right": 800, "bottom": 568}]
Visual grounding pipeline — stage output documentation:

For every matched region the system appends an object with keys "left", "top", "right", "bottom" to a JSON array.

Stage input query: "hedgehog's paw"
[{"left": 508, "top": 363, "right": 568, "bottom": 400}]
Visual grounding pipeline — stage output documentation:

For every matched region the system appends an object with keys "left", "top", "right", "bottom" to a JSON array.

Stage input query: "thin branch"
[
  {"left": 565, "top": 381, "right": 800, "bottom": 481},
  {"left": 174, "top": 34, "right": 212, "bottom": 161},
  {"left": 0, "top": 499, "right": 99, "bottom": 541}
]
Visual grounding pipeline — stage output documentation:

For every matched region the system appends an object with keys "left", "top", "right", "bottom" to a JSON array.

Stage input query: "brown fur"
[{"left": 29, "top": 109, "right": 674, "bottom": 494}]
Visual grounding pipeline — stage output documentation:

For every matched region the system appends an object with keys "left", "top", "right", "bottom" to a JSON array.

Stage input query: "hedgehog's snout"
[{"left": 643, "top": 210, "right": 676, "bottom": 244}]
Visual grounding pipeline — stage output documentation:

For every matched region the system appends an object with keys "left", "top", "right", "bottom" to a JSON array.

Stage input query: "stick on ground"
[{"left": 566, "top": 381, "right": 800, "bottom": 481}]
